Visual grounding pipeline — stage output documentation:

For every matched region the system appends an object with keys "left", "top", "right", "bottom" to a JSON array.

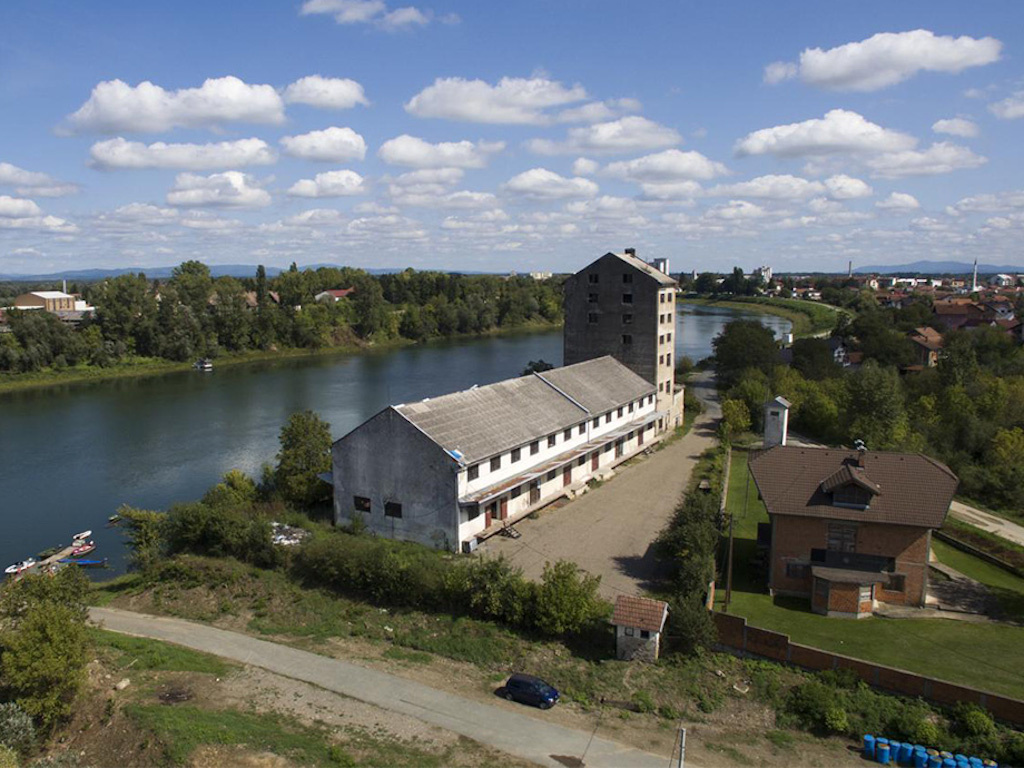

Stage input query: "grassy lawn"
[{"left": 717, "top": 449, "right": 1024, "bottom": 701}]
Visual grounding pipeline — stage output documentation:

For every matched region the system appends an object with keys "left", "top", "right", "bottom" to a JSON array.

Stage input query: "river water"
[{"left": 0, "top": 303, "right": 789, "bottom": 573}]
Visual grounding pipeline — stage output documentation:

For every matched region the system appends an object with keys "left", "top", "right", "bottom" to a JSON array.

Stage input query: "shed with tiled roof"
[{"left": 611, "top": 595, "right": 668, "bottom": 661}]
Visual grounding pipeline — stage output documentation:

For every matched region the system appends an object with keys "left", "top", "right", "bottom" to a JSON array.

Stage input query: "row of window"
[
  {"left": 587, "top": 272, "right": 634, "bottom": 284},
  {"left": 587, "top": 292, "right": 635, "bottom": 305},
  {"left": 659, "top": 312, "right": 673, "bottom": 325},
  {"left": 353, "top": 496, "right": 403, "bottom": 518},
  {"left": 465, "top": 395, "right": 655, "bottom": 481},
  {"left": 659, "top": 333, "right": 672, "bottom": 344},
  {"left": 658, "top": 353, "right": 673, "bottom": 367}
]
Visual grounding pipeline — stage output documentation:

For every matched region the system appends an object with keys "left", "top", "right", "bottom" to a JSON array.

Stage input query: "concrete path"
[
  {"left": 484, "top": 371, "right": 720, "bottom": 599},
  {"left": 89, "top": 607, "right": 669, "bottom": 768},
  {"left": 948, "top": 500, "right": 1024, "bottom": 548}
]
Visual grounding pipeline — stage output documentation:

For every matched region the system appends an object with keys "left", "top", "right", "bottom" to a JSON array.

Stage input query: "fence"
[{"left": 713, "top": 611, "right": 1024, "bottom": 725}]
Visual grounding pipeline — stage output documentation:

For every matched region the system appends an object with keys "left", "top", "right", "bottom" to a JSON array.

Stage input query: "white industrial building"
[{"left": 332, "top": 356, "right": 662, "bottom": 552}]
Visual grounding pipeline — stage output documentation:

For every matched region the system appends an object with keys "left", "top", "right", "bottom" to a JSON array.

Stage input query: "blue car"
[{"left": 503, "top": 673, "right": 559, "bottom": 709}]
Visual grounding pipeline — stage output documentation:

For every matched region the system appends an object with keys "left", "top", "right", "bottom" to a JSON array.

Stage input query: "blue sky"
[{"left": 1, "top": 0, "right": 1023, "bottom": 275}]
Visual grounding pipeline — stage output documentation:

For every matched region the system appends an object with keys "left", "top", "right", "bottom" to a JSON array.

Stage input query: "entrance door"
[
  {"left": 484, "top": 509, "right": 492, "bottom": 527},
  {"left": 615, "top": 439, "right": 624, "bottom": 458},
  {"left": 591, "top": 451, "right": 599, "bottom": 471},
  {"left": 530, "top": 482, "right": 541, "bottom": 504},
  {"left": 500, "top": 497, "right": 508, "bottom": 520},
  {"left": 563, "top": 466, "right": 572, "bottom": 487},
  {"left": 638, "top": 427, "right": 644, "bottom": 446}
]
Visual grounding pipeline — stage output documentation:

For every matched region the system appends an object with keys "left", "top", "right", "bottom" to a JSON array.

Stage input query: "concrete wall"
[
  {"left": 615, "top": 625, "right": 661, "bottom": 661},
  {"left": 770, "top": 514, "right": 931, "bottom": 606},
  {"left": 333, "top": 407, "right": 459, "bottom": 551},
  {"left": 713, "top": 612, "right": 1024, "bottom": 725}
]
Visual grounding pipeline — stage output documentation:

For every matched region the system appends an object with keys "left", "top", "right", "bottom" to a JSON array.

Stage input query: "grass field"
[{"left": 717, "top": 449, "right": 1024, "bottom": 701}]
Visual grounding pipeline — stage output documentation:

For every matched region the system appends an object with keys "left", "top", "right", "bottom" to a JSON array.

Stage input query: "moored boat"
[
  {"left": 72, "top": 529, "right": 92, "bottom": 542},
  {"left": 59, "top": 558, "right": 108, "bottom": 568},
  {"left": 70, "top": 542, "right": 96, "bottom": 557},
  {"left": 193, "top": 358, "right": 213, "bottom": 372},
  {"left": 5, "top": 558, "right": 36, "bottom": 575},
  {"left": 37, "top": 545, "right": 64, "bottom": 559}
]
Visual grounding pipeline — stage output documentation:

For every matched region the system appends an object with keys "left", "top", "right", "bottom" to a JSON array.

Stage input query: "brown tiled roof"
[
  {"left": 820, "top": 463, "right": 882, "bottom": 495},
  {"left": 611, "top": 595, "right": 668, "bottom": 633},
  {"left": 749, "top": 446, "right": 958, "bottom": 529}
]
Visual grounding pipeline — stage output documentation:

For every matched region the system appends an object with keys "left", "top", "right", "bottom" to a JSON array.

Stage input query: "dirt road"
[{"left": 484, "top": 371, "right": 720, "bottom": 599}]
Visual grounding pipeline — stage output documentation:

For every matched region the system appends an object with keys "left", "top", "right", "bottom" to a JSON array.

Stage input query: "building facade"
[
  {"left": 749, "top": 445, "right": 958, "bottom": 618},
  {"left": 563, "top": 250, "right": 679, "bottom": 420},
  {"left": 332, "top": 356, "right": 662, "bottom": 552},
  {"left": 14, "top": 291, "right": 76, "bottom": 312}
]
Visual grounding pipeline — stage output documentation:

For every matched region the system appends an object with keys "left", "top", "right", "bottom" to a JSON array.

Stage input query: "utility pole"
[{"left": 677, "top": 727, "right": 687, "bottom": 768}]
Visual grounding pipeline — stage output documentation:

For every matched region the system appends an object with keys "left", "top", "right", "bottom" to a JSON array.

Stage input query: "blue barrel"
[
  {"left": 901, "top": 743, "right": 914, "bottom": 763},
  {"left": 956, "top": 756, "right": 968, "bottom": 764},
  {"left": 928, "top": 757, "right": 942, "bottom": 768},
  {"left": 969, "top": 760, "right": 982, "bottom": 768},
  {"left": 914, "top": 751, "right": 927, "bottom": 768},
  {"left": 864, "top": 735, "right": 877, "bottom": 759},
  {"left": 941, "top": 754, "right": 954, "bottom": 761},
  {"left": 944, "top": 760, "right": 956, "bottom": 768},
  {"left": 891, "top": 742, "right": 902, "bottom": 763},
  {"left": 877, "top": 744, "right": 891, "bottom": 765}
]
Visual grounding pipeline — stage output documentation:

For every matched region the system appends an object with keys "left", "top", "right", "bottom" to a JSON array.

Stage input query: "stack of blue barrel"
[{"left": 862, "top": 735, "right": 997, "bottom": 768}]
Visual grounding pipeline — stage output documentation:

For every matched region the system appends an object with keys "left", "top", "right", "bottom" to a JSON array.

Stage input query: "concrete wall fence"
[{"left": 713, "top": 611, "right": 1024, "bottom": 726}]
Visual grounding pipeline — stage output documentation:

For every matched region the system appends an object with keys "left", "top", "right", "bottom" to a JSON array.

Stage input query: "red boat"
[{"left": 70, "top": 542, "right": 96, "bottom": 557}]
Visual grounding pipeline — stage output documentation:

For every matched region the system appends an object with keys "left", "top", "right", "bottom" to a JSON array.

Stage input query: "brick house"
[
  {"left": 749, "top": 446, "right": 958, "bottom": 618},
  {"left": 611, "top": 595, "right": 668, "bottom": 661}
]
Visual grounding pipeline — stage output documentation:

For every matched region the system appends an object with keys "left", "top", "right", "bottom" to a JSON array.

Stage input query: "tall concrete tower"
[
  {"left": 564, "top": 250, "right": 679, "bottom": 421},
  {"left": 763, "top": 396, "right": 791, "bottom": 448}
]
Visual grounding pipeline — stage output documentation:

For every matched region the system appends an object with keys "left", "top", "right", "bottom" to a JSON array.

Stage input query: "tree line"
[{"left": 0, "top": 262, "right": 564, "bottom": 374}]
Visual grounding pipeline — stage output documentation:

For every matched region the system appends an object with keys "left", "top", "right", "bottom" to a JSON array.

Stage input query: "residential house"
[
  {"left": 14, "top": 291, "right": 76, "bottom": 312},
  {"left": 906, "top": 327, "right": 943, "bottom": 368},
  {"left": 749, "top": 445, "right": 958, "bottom": 618},
  {"left": 611, "top": 595, "right": 669, "bottom": 661},
  {"left": 315, "top": 288, "right": 355, "bottom": 303}
]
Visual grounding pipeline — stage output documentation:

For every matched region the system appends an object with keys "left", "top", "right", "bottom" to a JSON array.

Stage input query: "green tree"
[
  {"left": 116, "top": 505, "right": 166, "bottom": 573},
  {"left": 846, "top": 361, "right": 909, "bottom": 450},
  {"left": 0, "top": 569, "right": 90, "bottom": 730},
  {"left": 274, "top": 411, "right": 333, "bottom": 508},
  {"left": 720, "top": 398, "right": 751, "bottom": 440},
  {"left": 531, "top": 561, "right": 607, "bottom": 635},
  {"left": 791, "top": 338, "right": 840, "bottom": 380},
  {"left": 713, "top": 320, "right": 779, "bottom": 389}
]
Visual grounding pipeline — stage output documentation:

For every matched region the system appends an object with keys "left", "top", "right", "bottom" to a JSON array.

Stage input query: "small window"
[
  {"left": 622, "top": 293, "right": 633, "bottom": 304},
  {"left": 648, "top": 395, "right": 654, "bottom": 404},
  {"left": 468, "top": 465, "right": 479, "bottom": 481},
  {"left": 588, "top": 292, "right": 598, "bottom": 303},
  {"left": 628, "top": 402, "right": 634, "bottom": 412},
  {"left": 530, "top": 440, "right": 540, "bottom": 455},
  {"left": 659, "top": 354, "right": 665, "bottom": 364},
  {"left": 888, "top": 574, "right": 906, "bottom": 593},
  {"left": 659, "top": 382, "right": 664, "bottom": 392},
  {"left": 548, "top": 435, "right": 556, "bottom": 448},
  {"left": 511, "top": 447, "right": 521, "bottom": 463},
  {"left": 490, "top": 455, "right": 501, "bottom": 472},
  {"left": 827, "top": 521, "right": 858, "bottom": 553},
  {"left": 467, "top": 504, "right": 481, "bottom": 520},
  {"left": 546, "top": 470, "right": 557, "bottom": 482},
  {"left": 659, "top": 334, "right": 665, "bottom": 344},
  {"left": 578, "top": 424, "right": 586, "bottom": 436},
  {"left": 617, "top": 407, "right": 623, "bottom": 418},
  {"left": 354, "top": 496, "right": 371, "bottom": 512},
  {"left": 640, "top": 629, "right": 650, "bottom": 639},
  {"left": 666, "top": 353, "right": 672, "bottom": 367},
  {"left": 605, "top": 413, "right": 612, "bottom": 424},
  {"left": 622, "top": 313, "right": 633, "bottom": 324},
  {"left": 604, "top": 443, "right": 612, "bottom": 452},
  {"left": 563, "top": 428, "right": 572, "bottom": 441},
  {"left": 622, "top": 273, "right": 633, "bottom": 284},
  {"left": 624, "top": 626, "right": 635, "bottom": 637},
  {"left": 588, "top": 273, "right": 599, "bottom": 284},
  {"left": 667, "top": 332, "right": 672, "bottom": 342},
  {"left": 577, "top": 456, "right": 586, "bottom": 467},
  {"left": 384, "top": 501, "right": 403, "bottom": 518},
  {"left": 660, "top": 293, "right": 665, "bottom": 303},
  {"left": 593, "top": 417, "right": 600, "bottom": 428},
  {"left": 859, "top": 585, "right": 873, "bottom": 602},
  {"left": 621, "top": 334, "right": 633, "bottom": 345},
  {"left": 588, "top": 312, "right": 599, "bottom": 324},
  {"left": 511, "top": 485, "right": 521, "bottom": 499}
]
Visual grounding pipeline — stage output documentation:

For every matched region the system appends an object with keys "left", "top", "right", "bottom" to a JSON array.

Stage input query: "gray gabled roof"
[
  {"left": 538, "top": 356, "right": 655, "bottom": 414},
  {"left": 609, "top": 252, "right": 677, "bottom": 286},
  {"left": 394, "top": 357, "right": 653, "bottom": 464}
]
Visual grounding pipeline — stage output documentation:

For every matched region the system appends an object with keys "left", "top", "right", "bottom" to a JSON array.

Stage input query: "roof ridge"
[{"left": 533, "top": 370, "right": 591, "bottom": 414}]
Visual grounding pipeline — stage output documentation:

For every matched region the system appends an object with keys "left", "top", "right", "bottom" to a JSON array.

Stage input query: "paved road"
[
  {"left": 89, "top": 607, "right": 669, "bottom": 768},
  {"left": 484, "top": 371, "right": 720, "bottom": 599},
  {"left": 948, "top": 500, "right": 1024, "bottom": 548}
]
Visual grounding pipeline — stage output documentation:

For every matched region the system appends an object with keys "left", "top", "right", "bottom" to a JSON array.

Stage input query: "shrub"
[
  {"left": 0, "top": 746, "right": 17, "bottom": 768},
  {"left": 632, "top": 690, "right": 655, "bottom": 714},
  {"left": 667, "top": 594, "right": 717, "bottom": 656},
  {"left": 531, "top": 561, "right": 609, "bottom": 636},
  {"left": 0, "top": 702, "right": 35, "bottom": 755},
  {"left": 952, "top": 702, "right": 996, "bottom": 739}
]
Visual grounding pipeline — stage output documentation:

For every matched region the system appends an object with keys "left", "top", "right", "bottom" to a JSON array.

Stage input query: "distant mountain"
[
  {"left": 854, "top": 260, "right": 1024, "bottom": 275},
  {"left": 0, "top": 264, "right": 415, "bottom": 282}
]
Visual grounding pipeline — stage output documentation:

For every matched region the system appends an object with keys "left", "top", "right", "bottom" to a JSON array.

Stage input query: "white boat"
[
  {"left": 72, "top": 530, "right": 92, "bottom": 542},
  {"left": 194, "top": 359, "right": 213, "bottom": 372},
  {"left": 5, "top": 558, "right": 36, "bottom": 575}
]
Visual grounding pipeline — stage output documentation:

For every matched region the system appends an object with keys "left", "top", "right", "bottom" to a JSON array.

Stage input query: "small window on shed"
[
  {"left": 490, "top": 455, "right": 501, "bottom": 472},
  {"left": 353, "top": 496, "right": 371, "bottom": 513},
  {"left": 384, "top": 501, "right": 403, "bottom": 518},
  {"left": 467, "top": 464, "right": 479, "bottom": 481},
  {"left": 624, "top": 626, "right": 635, "bottom": 637},
  {"left": 511, "top": 447, "right": 521, "bottom": 463},
  {"left": 640, "top": 629, "right": 650, "bottom": 639},
  {"left": 548, "top": 434, "right": 557, "bottom": 448}
]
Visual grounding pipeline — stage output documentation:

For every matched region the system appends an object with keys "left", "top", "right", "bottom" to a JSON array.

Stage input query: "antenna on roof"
[{"left": 854, "top": 439, "right": 866, "bottom": 451}]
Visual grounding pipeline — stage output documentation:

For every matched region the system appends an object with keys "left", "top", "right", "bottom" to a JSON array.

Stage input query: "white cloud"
[
  {"left": 0, "top": 215, "right": 77, "bottom": 234},
  {"left": 932, "top": 117, "right": 979, "bottom": 137},
  {"left": 768, "top": 30, "right": 1001, "bottom": 92},
  {"left": 396, "top": 189, "right": 499, "bottom": 209},
  {"left": 735, "top": 109, "right": 916, "bottom": 157},
  {"left": 89, "top": 137, "right": 276, "bottom": 170},
  {"left": 763, "top": 61, "right": 798, "bottom": 84},
  {"left": 824, "top": 174, "right": 873, "bottom": 199},
  {"left": 0, "top": 163, "right": 77, "bottom": 197},
  {"left": 280, "top": 127, "right": 367, "bottom": 162},
  {"left": 572, "top": 158, "right": 599, "bottom": 176},
  {"left": 96, "top": 203, "right": 179, "bottom": 229},
  {"left": 391, "top": 167, "right": 464, "bottom": 186},
  {"left": 64, "top": 76, "right": 285, "bottom": 134},
  {"left": 554, "top": 98, "right": 642, "bottom": 124},
  {"left": 346, "top": 214, "right": 428, "bottom": 240},
  {"left": 166, "top": 171, "right": 271, "bottom": 208},
  {"left": 503, "top": 168, "right": 598, "bottom": 199},
  {"left": 705, "top": 200, "right": 768, "bottom": 220},
  {"left": 604, "top": 148, "right": 729, "bottom": 182},
  {"left": 990, "top": 91, "right": 1024, "bottom": 120},
  {"left": 300, "top": 0, "right": 442, "bottom": 30},
  {"left": 876, "top": 192, "right": 921, "bottom": 210},
  {"left": 708, "top": 174, "right": 824, "bottom": 200},
  {"left": 287, "top": 170, "right": 367, "bottom": 198},
  {"left": 865, "top": 142, "right": 987, "bottom": 178},
  {"left": 946, "top": 190, "right": 1024, "bottom": 214},
  {"left": 564, "top": 196, "right": 645, "bottom": 223},
  {"left": 527, "top": 116, "right": 682, "bottom": 155},
  {"left": 283, "top": 75, "right": 369, "bottom": 109},
  {"left": 179, "top": 212, "right": 243, "bottom": 231},
  {"left": 636, "top": 181, "right": 703, "bottom": 201},
  {"left": 377, "top": 135, "right": 504, "bottom": 168},
  {"left": 0, "top": 196, "right": 43, "bottom": 218},
  {"left": 405, "top": 76, "right": 587, "bottom": 124}
]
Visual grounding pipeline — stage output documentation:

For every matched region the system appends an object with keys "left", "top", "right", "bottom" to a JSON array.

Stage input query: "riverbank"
[
  {"left": 0, "top": 319, "right": 561, "bottom": 396},
  {"left": 679, "top": 296, "right": 843, "bottom": 338}
]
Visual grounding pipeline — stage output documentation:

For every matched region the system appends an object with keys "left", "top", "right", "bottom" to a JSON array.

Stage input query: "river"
[{"left": 0, "top": 303, "right": 789, "bottom": 573}]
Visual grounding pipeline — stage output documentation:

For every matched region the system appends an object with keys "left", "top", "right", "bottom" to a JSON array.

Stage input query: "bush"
[
  {"left": 632, "top": 690, "right": 655, "bottom": 714},
  {"left": 952, "top": 702, "right": 996, "bottom": 739},
  {"left": 0, "top": 745, "right": 17, "bottom": 768},
  {"left": 667, "top": 594, "right": 717, "bottom": 656},
  {"left": 531, "top": 561, "right": 608, "bottom": 636},
  {"left": 0, "top": 702, "right": 35, "bottom": 755}
]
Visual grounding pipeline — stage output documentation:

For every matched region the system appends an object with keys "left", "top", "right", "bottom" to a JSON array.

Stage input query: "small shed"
[{"left": 611, "top": 595, "right": 669, "bottom": 661}]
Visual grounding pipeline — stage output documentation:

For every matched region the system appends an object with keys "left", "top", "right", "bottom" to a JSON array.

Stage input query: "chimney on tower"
[{"left": 62, "top": 278, "right": 67, "bottom": 294}]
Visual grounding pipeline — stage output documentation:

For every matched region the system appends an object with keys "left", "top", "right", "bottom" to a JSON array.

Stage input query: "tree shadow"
[{"left": 611, "top": 544, "right": 671, "bottom": 593}]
